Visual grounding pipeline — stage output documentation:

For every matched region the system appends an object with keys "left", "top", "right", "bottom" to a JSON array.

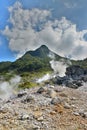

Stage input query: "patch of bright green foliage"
[
  {"left": 19, "top": 70, "right": 53, "bottom": 89},
  {"left": 0, "top": 45, "right": 87, "bottom": 89}
]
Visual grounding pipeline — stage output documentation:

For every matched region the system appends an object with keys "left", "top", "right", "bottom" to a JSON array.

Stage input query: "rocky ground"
[{"left": 0, "top": 85, "right": 87, "bottom": 130}]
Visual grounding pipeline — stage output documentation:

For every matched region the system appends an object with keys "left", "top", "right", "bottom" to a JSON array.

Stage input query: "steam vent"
[{"left": 0, "top": 1, "right": 87, "bottom": 129}]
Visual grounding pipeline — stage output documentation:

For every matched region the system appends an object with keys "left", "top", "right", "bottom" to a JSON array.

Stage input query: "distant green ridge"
[{"left": 0, "top": 45, "right": 87, "bottom": 74}]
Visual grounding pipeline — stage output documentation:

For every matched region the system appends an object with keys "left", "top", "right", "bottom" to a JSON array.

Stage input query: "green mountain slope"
[
  {"left": 9, "top": 45, "right": 53, "bottom": 73},
  {"left": 0, "top": 45, "right": 87, "bottom": 89},
  {"left": 0, "top": 45, "right": 62, "bottom": 74},
  {"left": 0, "top": 45, "right": 87, "bottom": 75},
  {"left": 26, "top": 45, "right": 50, "bottom": 58},
  {"left": 0, "top": 61, "right": 12, "bottom": 73}
]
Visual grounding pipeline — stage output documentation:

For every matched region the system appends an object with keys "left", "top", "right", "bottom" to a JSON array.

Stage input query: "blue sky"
[
  {"left": 1, "top": 0, "right": 87, "bottom": 61},
  {"left": 0, "top": 0, "right": 15, "bottom": 61}
]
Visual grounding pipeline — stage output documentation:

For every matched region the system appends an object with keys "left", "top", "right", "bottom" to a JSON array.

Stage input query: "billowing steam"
[
  {"left": 36, "top": 74, "right": 50, "bottom": 83},
  {"left": 49, "top": 51, "right": 71, "bottom": 77},
  {"left": 36, "top": 51, "right": 71, "bottom": 83},
  {"left": 0, "top": 75, "right": 21, "bottom": 100},
  {"left": 50, "top": 60, "right": 68, "bottom": 77},
  {"left": 36, "top": 61, "right": 69, "bottom": 83}
]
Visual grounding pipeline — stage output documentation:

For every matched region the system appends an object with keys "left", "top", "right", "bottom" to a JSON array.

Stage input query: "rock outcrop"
[{"left": 52, "top": 65, "right": 87, "bottom": 89}]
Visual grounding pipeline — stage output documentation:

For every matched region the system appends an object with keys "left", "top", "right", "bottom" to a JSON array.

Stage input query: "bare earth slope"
[{"left": 0, "top": 85, "right": 87, "bottom": 130}]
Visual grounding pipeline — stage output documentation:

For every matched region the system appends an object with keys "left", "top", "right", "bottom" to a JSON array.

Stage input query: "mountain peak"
[
  {"left": 26, "top": 45, "right": 50, "bottom": 58},
  {"left": 38, "top": 45, "right": 49, "bottom": 50}
]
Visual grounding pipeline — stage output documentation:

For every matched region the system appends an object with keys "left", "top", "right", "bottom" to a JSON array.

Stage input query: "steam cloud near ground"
[
  {"left": 36, "top": 60, "right": 68, "bottom": 83},
  {"left": 50, "top": 60, "right": 68, "bottom": 77},
  {"left": 0, "top": 75, "right": 21, "bottom": 100},
  {"left": 36, "top": 74, "right": 51, "bottom": 83},
  {"left": 36, "top": 52, "right": 70, "bottom": 83}
]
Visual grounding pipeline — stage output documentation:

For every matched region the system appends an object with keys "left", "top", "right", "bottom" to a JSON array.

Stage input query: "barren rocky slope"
[{"left": 0, "top": 85, "right": 87, "bottom": 130}]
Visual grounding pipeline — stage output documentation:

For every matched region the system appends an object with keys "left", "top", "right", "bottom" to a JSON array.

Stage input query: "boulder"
[
  {"left": 65, "top": 81, "right": 79, "bottom": 89},
  {"left": 73, "top": 80, "right": 83, "bottom": 87},
  {"left": 47, "top": 90, "right": 57, "bottom": 98},
  {"left": 19, "top": 114, "right": 29, "bottom": 120},
  {"left": 37, "top": 87, "right": 47, "bottom": 94},
  {"left": 66, "top": 65, "right": 85, "bottom": 77},
  {"left": 82, "top": 75, "right": 87, "bottom": 82},
  {"left": 17, "top": 91, "right": 27, "bottom": 98},
  {"left": 64, "top": 103, "right": 71, "bottom": 109},
  {"left": 51, "top": 97, "right": 62, "bottom": 105},
  {"left": 21, "top": 95, "right": 35, "bottom": 103}
]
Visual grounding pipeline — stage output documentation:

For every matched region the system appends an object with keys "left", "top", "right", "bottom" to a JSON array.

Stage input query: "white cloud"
[
  {"left": 2, "top": 1, "right": 87, "bottom": 60},
  {"left": 38, "top": 18, "right": 87, "bottom": 60},
  {"left": 8, "top": 2, "right": 51, "bottom": 30}
]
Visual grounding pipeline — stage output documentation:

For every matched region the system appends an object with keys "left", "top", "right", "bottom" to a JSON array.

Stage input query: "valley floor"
[{"left": 0, "top": 85, "right": 87, "bottom": 130}]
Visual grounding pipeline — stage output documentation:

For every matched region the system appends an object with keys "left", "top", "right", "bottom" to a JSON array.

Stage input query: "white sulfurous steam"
[
  {"left": 36, "top": 60, "right": 69, "bottom": 83},
  {"left": 49, "top": 51, "right": 70, "bottom": 77},
  {"left": 0, "top": 75, "right": 21, "bottom": 100},
  {"left": 50, "top": 60, "right": 68, "bottom": 77},
  {"left": 36, "top": 52, "right": 71, "bottom": 84},
  {"left": 36, "top": 74, "right": 51, "bottom": 83}
]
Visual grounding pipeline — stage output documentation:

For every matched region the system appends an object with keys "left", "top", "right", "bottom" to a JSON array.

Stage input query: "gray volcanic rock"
[
  {"left": 66, "top": 65, "right": 86, "bottom": 77},
  {"left": 52, "top": 65, "right": 87, "bottom": 89},
  {"left": 17, "top": 91, "right": 27, "bottom": 98},
  {"left": 0, "top": 85, "right": 87, "bottom": 130},
  {"left": 65, "top": 80, "right": 83, "bottom": 89},
  {"left": 51, "top": 97, "right": 62, "bottom": 105},
  {"left": 21, "top": 95, "right": 35, "bottom": 103},
  {"left": 37, "top": 87, "right": 47, "bottom": 94}
]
